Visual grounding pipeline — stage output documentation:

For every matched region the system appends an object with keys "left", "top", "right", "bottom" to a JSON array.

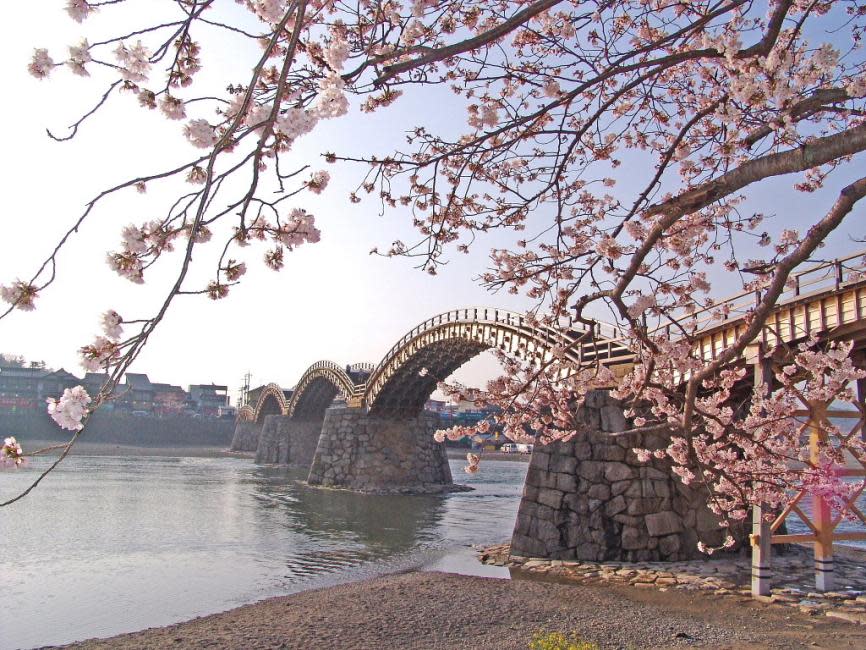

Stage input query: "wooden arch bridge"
[{"left": 230, "top": 252, "right": 866, "bottom": 594}]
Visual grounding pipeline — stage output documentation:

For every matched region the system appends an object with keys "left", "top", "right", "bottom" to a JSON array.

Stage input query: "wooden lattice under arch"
[{"left": 751, "top": 382, "right": 866, "bottom": 595}]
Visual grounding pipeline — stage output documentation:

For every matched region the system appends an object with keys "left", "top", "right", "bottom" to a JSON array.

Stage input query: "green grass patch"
[{"left": 528, "top": 631, "right": 600, "bottom": 650}]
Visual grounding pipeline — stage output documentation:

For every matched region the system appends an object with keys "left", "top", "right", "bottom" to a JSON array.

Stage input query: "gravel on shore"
[{"left": 60, "top": 570, "right": 866, "bottom": 649}]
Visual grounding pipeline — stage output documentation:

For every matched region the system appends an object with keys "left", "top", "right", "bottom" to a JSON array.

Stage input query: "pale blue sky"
[
  {"left": 1, "top": 1, "right": 526, "bottom": 399},
  {"left": 2, "top": 2, "right": 864, "bottom": 402}
]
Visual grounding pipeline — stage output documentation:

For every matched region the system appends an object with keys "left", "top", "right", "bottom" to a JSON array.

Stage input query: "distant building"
[
  {"left": 218, "top": 404, "right": 238, "bottom": 419},
  {"left": 82, "top": 372, "right": 110, "bottom": 397},
  {"left": 38, "top": 369, "right": 81, "bottom": 402},
  {"left": 0, "top": 365, "right": 47, "bottom": 411},
  {"left": 119, "top": 373, "right": 155, "bottom": 413},
  {"left": 425, "top": 399, "right": 450, "bottom": 414},
  {"left": 0, "top": 363, "right": 82, "bottom": 412},
  {"left": 188, "top": 384, "right": 229, "bottom": 417},
  {"left": 0, "top": 359, "right": 232, "bottom": 419},
  {"left": 151, "top": 383, "right": 187, "bottom": 416}
]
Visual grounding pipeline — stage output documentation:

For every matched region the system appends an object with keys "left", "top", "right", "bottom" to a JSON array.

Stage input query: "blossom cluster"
[
  {"left": 627, "top": 339, "right": 866, "bottom": 524},
  {"left": 1, "top": 437, "right": 23, "bottom": 467},
  {"left": 47, "top": 386, "right": 92, "bottom": 431},
  {"left": 0, "top": 280, "right": 39, "bottom": 311},
  {"left": 79, "top": 309, "right": 125, "bottom": 372}
]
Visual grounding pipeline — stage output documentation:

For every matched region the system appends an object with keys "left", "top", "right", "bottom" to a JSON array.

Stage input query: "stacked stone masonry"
[
  {"left": 255, "top": 415, "right": 323, "bottom": 467},
  {"left": 230, "top": 420, "right": 261, "bottom": 452},
  {"left": 308, "top": 406, "right": 453, "bottom": 493},
  {"left": 511, "top": 391, "right": 735, "bottom": 562}
]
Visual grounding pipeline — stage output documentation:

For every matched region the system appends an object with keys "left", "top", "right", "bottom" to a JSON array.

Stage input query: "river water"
[{"left": 0, "top": 455, "right": 527, "bottom": 650}]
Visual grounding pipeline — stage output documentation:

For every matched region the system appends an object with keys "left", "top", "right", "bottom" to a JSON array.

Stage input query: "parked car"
[
  {"left": 516, "top": 443, "right": 534, "bottom": 454},
  {"left": 500, "top": 443, "right": 519, "bottom": 453}
]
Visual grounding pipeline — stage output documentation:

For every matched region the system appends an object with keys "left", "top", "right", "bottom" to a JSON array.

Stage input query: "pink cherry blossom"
[
  {"left": 28, "top": 48, "right": 54, "bottom": 79},
  {"left": 183, "top": 119, "right": 218, "bottom": 149},
  {"left": 67, "top": 40, "right": 91, "bottom": 76},
  {"left": 65, "top": 0, "right": 93, "bottom": 23},
  {"left": 308, "top": 170, "right": 330, "bottom": 194},
  {"left": 79, "top": 336, "right": 120, "bottom": 371},
  {"left": 0, "top": 280, "right": 38, "bottom": 311},
  {"left": 114, "top": 40, "right": 151, "bottom": 83},
  {"left": 101, "top": 310, "right": 123, "bottom": 340},
  {"left": 314, "top": 74, "right": 349, "bottom": 119},
  {"left": 159, "top": 95, "right": 186, "bottom": 120},
  {"left": 47, "top": 386, "right": 91, "bottom": 431},
  {"left": 325, "top": 37, "right": 350, "bottom": 72},
  {"left": 1, "top": 437, "right": 24, "bottom": 467}
]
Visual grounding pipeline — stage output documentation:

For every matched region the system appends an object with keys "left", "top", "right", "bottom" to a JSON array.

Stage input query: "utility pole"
[{"left": 239, "top": 372, "right": 251, "bottom": 407}]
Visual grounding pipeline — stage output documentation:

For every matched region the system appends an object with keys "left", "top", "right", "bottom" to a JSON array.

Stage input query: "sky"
[
  {"left": 0, "top": 1, "right": 527, "bottom": 400},
  {"left": 2, "top": 2, "right": 864, "bottom": 404}
]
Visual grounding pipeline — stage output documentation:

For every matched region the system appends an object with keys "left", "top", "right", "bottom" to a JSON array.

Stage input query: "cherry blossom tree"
[{"left": 2, "top": 0, "right": 866, "bottom": 523}]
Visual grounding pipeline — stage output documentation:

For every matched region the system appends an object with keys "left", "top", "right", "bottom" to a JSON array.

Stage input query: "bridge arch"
[
  {"left": 286, "top": 361, "right": 358, "bottom": 420},
  {"left": 236, "top": 405, "right": 255, "bottom": 422},
  {"left": 363, "top": 307, "right": 628, "bottom": 417},
  {"left": 253, "top": 383, "right": 289, "bottom": 423}
]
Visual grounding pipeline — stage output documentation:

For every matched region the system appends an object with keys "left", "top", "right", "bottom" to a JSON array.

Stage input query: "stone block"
[
  {"left": 550, "top": 455, "right": 577, "bottom": 474},
  {"left": 536, "top": 519, "right": 561, "bottom": 546},
  {"left": 592, "top": 445, "right": 626, "bottom": 461},
  {"left": 556, "top": 473, "right": 577, "bottom": 493},
  {"left": 645, "top": 511, "right": 683, "bottom": 537},
  {"left": 573, "top": 442, "right": 592, "bottom": 460},
  {"left": 624, "top": 481, "right": 643, "bottom": 498},
  {"left": 552, "top": 441, "right": 574, "bottom": 456},
  {"left": 658, "top": 534, "right": 681, "bottom": 557},
  {"left": 577, "top": 460, "right": 605, "bottom": 482},
  {"left": 600, "top": 405, "right": 627, "bottom": 432},
  {"left": 511, "top": 533, "right": 547, "bottom": 558},
  {"left": 621, "top": 526, "right": 646, "bottom": 550},
  {"left": 642, "top": 466, "right": 669, "bottom": 480},
  {"left": 575, "top": 542, "right": 601, "bottom": 561},
  {"left": 611, "top": 480, "right": 631, "bottom": 496},
  {"left": 532, "top": 451, "right": 551, "bottom": 472},
  {"left": 563, "top": 493, "right": 589, "bottom": 514},
  {"left": 604, "top": 462, "right": 635, "bottom": 482},
  {"left": 652, "top": 480, "right": 670, "bottom": 498},
  {"left": 605, "top": 495, "right": 627, "bottom": 516},
  {"left": 537, "top": 488, "right": 564, "bottom": 510},
  {"left": 587, "top": 483, "right": 610, "bottom": 500},
  {"left": 535, "top": 503, "right": 555, "bottom": 521},
  {"left": 613, "top": 514, "right": 642, "bottom": 527}
]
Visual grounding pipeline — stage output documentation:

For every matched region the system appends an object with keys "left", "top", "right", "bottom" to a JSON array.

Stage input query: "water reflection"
[{"left": 0, "top": 455, "right": 526, "bottom": 649}]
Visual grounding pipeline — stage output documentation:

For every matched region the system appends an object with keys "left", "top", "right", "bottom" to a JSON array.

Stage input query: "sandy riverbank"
[
  {"left": 22, "top": 440, "right": 251, "bottom": 459},
  {"left": 59, "top": 570, "right": 866, "bottom": 649}
]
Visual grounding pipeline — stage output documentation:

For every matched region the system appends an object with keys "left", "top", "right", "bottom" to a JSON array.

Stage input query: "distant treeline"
[{"left": 0, "top": 411, "right": 234, "bottom": 447}]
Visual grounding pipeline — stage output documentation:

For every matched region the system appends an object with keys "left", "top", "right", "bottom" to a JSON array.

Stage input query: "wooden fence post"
[{"left": 750, "top": 344, "right": 773, "bottom": 597}]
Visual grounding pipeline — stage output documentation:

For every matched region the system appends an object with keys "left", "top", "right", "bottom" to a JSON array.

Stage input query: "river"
[{"left": 0, "top": 455, "right": 526, "bottom": 649}]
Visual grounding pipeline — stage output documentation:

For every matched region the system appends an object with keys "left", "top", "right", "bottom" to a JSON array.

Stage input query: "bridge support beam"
[
  {"left": 307, "top": 406, "right": 453, "bottom": 494},
  {"left": 255, "top": 415, "right": 324, "bottom": 467},
  {"left": 511, "top": 391, "right": 740, "bottom": 562},
  {"left": 230, "top": 419, "right": 262, "bottom": 452}
]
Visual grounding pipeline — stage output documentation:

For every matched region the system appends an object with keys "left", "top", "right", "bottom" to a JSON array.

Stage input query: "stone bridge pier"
[
  {"left": 510, "top": 391, "right": 735, "bottom": 562},
  {"left": 255, "top": 415, "right": 324, "bottom": 467},
  {"left": 307, "top": 406, "right": 453, "bottom": 494},
  {"left": 230, "top": 419, "right": 262, "bottom": 452}
]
